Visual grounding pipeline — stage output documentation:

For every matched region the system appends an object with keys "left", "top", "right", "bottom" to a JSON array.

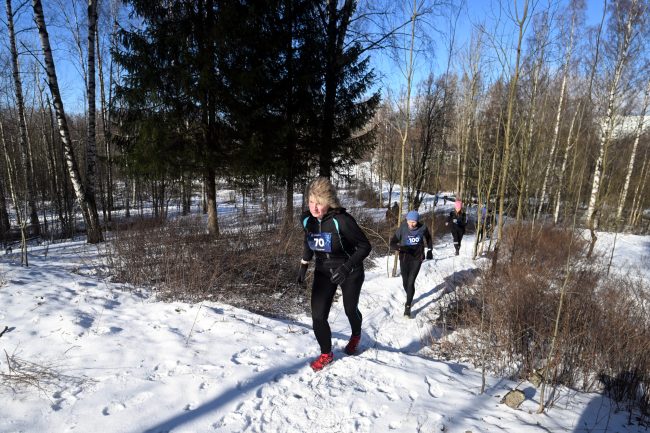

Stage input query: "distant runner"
[{"left": 446, "top": 200, "right": 467, "bottom": 256}]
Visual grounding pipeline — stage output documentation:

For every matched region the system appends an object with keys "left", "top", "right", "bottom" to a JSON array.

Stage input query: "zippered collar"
[{"left": 317, "top": 207, "right": 345, "bottom": 223}]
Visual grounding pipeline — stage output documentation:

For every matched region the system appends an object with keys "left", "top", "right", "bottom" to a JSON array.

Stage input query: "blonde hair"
[{"left": 308, "top": 177, "right": 341, "bottom": 208}]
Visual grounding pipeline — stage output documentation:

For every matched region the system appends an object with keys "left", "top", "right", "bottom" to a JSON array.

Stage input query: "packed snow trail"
[{"left": 0, "top": 235, "right": 646, "bottom": 432}]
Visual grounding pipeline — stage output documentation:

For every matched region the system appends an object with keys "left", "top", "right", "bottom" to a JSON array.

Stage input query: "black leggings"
[
  {"left": 451, "top": 227, "right": 465, "bottom": 249},
  {"left": 311, "top": 266, "right": 364, "bottom": 354},
  {"left": 399, "top": 258, "right": 422, "bottom": 307}
]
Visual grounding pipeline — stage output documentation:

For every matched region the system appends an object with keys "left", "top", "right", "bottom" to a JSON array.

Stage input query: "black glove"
[
  {"left": 297, "top": 263, "right": 308, "bottom": 285},
  {"left": 426, "top": 250, "right": 433, "bottom": 260},
  {"left": 330, "top": 263, "right": 352, "bottom": 285}
]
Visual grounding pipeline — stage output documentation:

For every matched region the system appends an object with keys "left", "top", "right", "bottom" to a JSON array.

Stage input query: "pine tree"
[
  {"left": 316, "top": 0, "right": 380, "bottom": 178},
  {"left": 218, "top": 0, "right": 322, "bottom": 222},
  {"left": 114, "top": 0, "right": 224, "bottom": 234}
]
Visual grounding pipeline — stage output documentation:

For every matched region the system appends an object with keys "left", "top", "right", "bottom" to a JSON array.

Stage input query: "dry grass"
[
  {"left": 106, "top": 215, "right": 309, "bottom": 318},
  {"left": 0, "top": 350, "right": 94, "bottom": 395},
  {"left": 434, "top": 223, "right": 650, "bottom": 418}
]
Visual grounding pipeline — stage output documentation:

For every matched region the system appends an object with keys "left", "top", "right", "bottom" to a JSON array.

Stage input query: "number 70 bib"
[{"left": 308, "top": 232, "right": 332, "bottom": 253}]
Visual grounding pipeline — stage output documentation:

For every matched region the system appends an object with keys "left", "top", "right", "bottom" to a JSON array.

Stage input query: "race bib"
[
  {"left": 406, "top": 235, "right": 420, "bottom": 246},
  {"left": 307, "top": 232, "right": 332, "bottom": 252}
]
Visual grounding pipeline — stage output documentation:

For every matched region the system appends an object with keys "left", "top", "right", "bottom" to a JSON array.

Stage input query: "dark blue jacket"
[{"left": 390, "top": 221, "right": 432, "bottom": 262}]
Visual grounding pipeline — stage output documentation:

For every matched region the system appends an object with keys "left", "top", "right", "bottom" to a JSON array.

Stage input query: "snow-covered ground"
[{"left": 0, "top": 226, "right": 648, "bottom": 432}]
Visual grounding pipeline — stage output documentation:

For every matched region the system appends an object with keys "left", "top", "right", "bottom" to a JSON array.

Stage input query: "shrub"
[
  {"left": 105, "top": 205, "right": 390, "bottom": 318},
  {"left": 435, "top": 223, "right": 650, "bottom": 419},
  {"left": 106, "top": 216, "right": 308, "bottom": 318}
]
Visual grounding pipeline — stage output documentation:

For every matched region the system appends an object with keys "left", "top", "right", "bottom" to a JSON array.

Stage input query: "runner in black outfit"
[
  {"left": 296, "top": 178, "right": 372, "bottom": 371},
  {"left": 390, "top": 210, "right": 433, "bottom": 318},
  {"left": 446, "top": 200, "right": 467, "bottom": 255}
]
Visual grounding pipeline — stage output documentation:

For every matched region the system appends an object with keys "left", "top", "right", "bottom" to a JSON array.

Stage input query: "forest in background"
[{"left": 0, "top": 0, "right": 648, "bottom": 251}]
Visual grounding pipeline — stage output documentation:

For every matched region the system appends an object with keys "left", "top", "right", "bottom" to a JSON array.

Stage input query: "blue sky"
[
  {"left": 22, "top": 0, "right": 607, "bottom": 115},
  {"left": 370, "top": 0, "right": 607, "bottom": 98}
]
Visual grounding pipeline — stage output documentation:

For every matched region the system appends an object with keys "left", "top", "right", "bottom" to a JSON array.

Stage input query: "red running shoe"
[
  {"left": 344, "top": 335, "right": 361, "bottom": 355},
  {"left": 310, "top": 352, "right": 334, "bottom": 371}
]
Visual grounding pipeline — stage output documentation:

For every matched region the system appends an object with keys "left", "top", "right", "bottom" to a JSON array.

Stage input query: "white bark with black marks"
[
  {"left": 32, "top": 0, "right": 103, "bottom": 243},
  {"left": 6, "top": 0, "right": 40, "bottom": 235}
]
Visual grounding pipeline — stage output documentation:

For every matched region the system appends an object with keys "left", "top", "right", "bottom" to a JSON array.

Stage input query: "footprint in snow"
[
  {"left": 231, "top": 347, "right": 269, "bottom": 372},
  {"left": 126, "top": 391, "right": 153, "bottom": 406},
  {"left": 102, "top": 401, "right": 126, "bottom": 415},
  {"left": 377, "top": 385, "right": 400, "bottom": 401},
  {"left": 416, "top": 413, "right": 445, "bottom": 432}
]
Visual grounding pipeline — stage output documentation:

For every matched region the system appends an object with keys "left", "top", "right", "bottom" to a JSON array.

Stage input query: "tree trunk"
[
  {"left": 6, "top": 0, "right": 40, "bottom": 236},
  {"left": 535, "top": 12, "right": 574, "bottom": 223},
  {"left": 33, "top": 0, "right": 103, "bottom": 243},
  {"left": 205, "top": 168, "right": 219, "bottom": 236},
  {"left": 284, "top": 175, "right": 294, "bottom": 229},
  {"left": 319, "top": 0, "right": 354, "bottom": 178},
  {"left": 86, "top": 0, "right": 100, "bottom": 225},
  {"left": 96, "top": 16, "right": 113, "bottom": 222},
  {"left": 494, "top": 0, "right": 528, "bottom": 266},
  {"left": 616, "top": 79, "right": 649, "bottom": 222},
  {"left": 0, "top": 120, "right": 15, "bottom": 234},
  {"left": 392, "top": 0, "right": 418, "bottom": 278},
  {"left": 517, "top": 49, "right": 542, "bottom": 222},
  {"left": 553, "top": 106, "right": 579, "bottom": 224},
  {"left": 0, "top": 120, "right": 21, "bottom": 227},
  {"left": 630, "top": 144, "right": 649, "bottom": 227},
  {"left": 43, "top": 90, "right": 70, "bottom": 236},
  {"left": 586, "top": 0, "right": 636, "bottom": 240},
  {"left": 472, "top": 139, "right": 484, "bottom": 259},
  {"left": 0, "top": 174, "right": 9, "bottom": 236}
]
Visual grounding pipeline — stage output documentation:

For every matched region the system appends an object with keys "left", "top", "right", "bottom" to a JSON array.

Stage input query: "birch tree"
[
  {"left": 553, "top": 105, "right": 580, "bottom": 224},
  {"left": 534, "top": 6, "right": 576, "bottom": 223},
  {"left": 518, "top": 12, "right": 550, "bottom": 222},
  {"left": 5, "top": 0, "right": 40, "bottom": 236},
  {"left": 0, "top": 173, "right": 9, "bottom": 237},
  {"left": 630, "top": 142, "right": 649, "bottom": 226},
  {"left": 585, "top": 0, "right": 644, "bottom": 252},
  {"left": 494, "top": 0, "right": 530, "bottom": 264},
  {"left": 391, "top": 0, "right": 420, "bottom": 277},
  {"left": 616, "top": 78, "right": 649, "bottom": 221},
  {"left": 33, "top": 0, "right": 104, "bottom": 243}
]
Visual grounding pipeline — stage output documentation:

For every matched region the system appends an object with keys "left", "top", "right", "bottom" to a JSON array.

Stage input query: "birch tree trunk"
[
  {"left": 0, "top": 118, "right": 18, "bottom": 230},
  {"left": 630, "top": 144, "right": 649, "bottom": 227},
  {"left": 517, "top": 52, "right": 542, "bottom": 222},
  {"left": 616, "top": 79, "right": 649, "bottom": 221},
  {"left": 38, "top": 78, "right": 67, "bottom": 235},
  {"left": 0, "top": 174, "right": 9, "bottom": 236},
  {"left": 553, "top": 106, "right": 579, "bottom": 224},
  {"left": 0, "top": 117, "right": 25, "bottom": 257},
  {"left": 585, "top": 0, "right": 637, "bottom": 249},
  {"left": 33, "top": 0, "right": 103, "bottom": 243},
  {"left": 96, "top": 17, "right": 113, "bottom": 222},
  {"left": 392, "top": 0, "right": 418, "bottom": 278},
  {"left": 535, "top": 11, "right": 575, "bottom": 223},
  {"left": 472, "top": 134, "right": 484, "bottom": 259},
  {"left": 0, "top": 121, "right": 8, "bottom": 236},
  {"left": 6, "top": 0, "right": 40, "bottom": 236},
  {"left": 494, "top": 0, "right": 528, "bottom": 265}
]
